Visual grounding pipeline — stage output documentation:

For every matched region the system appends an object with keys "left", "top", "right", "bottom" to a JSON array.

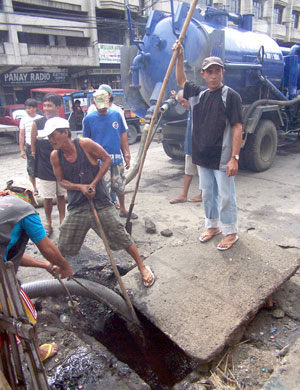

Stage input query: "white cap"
[
  {"left": 93, "top": 89, "right": 109, "bottom": 110},
  {"left": 38, "top": 117, "right": 70, "bottom": 139}
]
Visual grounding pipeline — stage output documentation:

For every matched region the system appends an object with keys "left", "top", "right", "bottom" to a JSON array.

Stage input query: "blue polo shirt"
[{"left": 83, "top": 109, "right": 126, "bottom": 165}]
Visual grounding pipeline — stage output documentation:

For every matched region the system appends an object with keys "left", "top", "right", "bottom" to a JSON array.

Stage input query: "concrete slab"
[{"left": 122, "top": 234, "right": 300, "bottom": 362}]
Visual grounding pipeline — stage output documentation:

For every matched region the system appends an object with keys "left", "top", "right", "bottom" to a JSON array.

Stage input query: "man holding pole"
[
  {"left": 173, "top": 41, "right": 243, "bottom": 251},
  {"left": 0, "top": 177, "right": 73, "bottom": 361},
  {"left": 39, "top": 117, "right": 155, "bottom": 287}
]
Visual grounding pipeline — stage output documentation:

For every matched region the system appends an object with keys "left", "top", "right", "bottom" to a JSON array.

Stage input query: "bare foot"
[{"left": 39, "top": 343, "right": 58, "bottom": 362}]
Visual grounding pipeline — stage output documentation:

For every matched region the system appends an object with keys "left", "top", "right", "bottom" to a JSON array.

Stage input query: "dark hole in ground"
[
  {"left": 41, "top": 265, "right": 198, "bottom": 389},
  {"left": 94, "top": 311, "right": 198, "bottom": 390},
  {"left": 69, "top": 294, "right": 198, "bottom": 389}
]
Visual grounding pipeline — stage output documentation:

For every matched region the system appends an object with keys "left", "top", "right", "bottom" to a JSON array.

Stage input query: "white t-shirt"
[
  {"left": 87, "top": 103, "right": 128, "bottom": 130},
  {"left": 19, "top": 114, "right": 42, "bottom": 145}
]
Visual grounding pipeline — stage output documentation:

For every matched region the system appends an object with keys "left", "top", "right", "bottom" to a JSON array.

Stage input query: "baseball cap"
[
  {"left": 6, "top": 177, "right": 38, "bottom": 207},
  {"left": 93, "top": 89, "right": 109, "bottom": 110},
  {"left": 202, "top": 56, "right": 224, "bottom": 70},
  {"left": 37, "top": 117, "right": 70, "bottom": 139},
  {"left": 98, "top": 84, "right": 112, "bottom": 95}
]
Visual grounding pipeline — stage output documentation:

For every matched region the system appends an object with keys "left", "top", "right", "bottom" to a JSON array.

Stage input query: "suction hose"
[
  {"left": 22, "top": 278, "right": 133, "bottom": 324},
  {"left": 243, "top": 96, "right": 300, "bottom": 131}
]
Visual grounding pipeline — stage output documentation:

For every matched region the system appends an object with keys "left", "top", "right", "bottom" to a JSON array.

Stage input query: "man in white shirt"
[{"left": 19, "top": 99, "right": 42, "bottom": 196}]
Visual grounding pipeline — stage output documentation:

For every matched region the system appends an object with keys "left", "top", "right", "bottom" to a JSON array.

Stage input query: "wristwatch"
[{"left": 232, "top": 155, "right": 239, "bottom": 161}]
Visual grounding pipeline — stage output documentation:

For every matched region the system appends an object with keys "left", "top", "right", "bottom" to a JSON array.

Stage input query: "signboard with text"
[
  {"left": 98, "top": 43, "right": 122, "bottom": 64},
  {"left": 1, "top": 70, "right": 69, "bottom": 86}
]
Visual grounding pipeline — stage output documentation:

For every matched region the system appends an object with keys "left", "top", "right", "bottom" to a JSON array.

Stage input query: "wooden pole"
[{"left": 125, "top": 0, "right": 199, "bottom": 231}]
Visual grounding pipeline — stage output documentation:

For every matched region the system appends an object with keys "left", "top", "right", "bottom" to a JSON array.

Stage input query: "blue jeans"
[{"left": 199, "top": 167, "right": 238, "bottom": 235}]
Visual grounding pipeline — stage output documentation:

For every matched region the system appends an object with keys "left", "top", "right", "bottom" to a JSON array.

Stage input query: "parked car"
[
  {"left": 0, "top": 105, "right": 24, "bottom": 142},
  {"left": 63, "top": 89, "right": 142, "bottom": 144},
  {"left": 0, "top": 105, "right": 25, "bottom": 126}
]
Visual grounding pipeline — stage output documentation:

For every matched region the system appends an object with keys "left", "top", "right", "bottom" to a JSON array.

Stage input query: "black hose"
[
  {"left": 22, "top": 278, "right": 133, "bottom": 324},
  {"left": 243, "top": 96, "right": 300, "bottom": 131}
]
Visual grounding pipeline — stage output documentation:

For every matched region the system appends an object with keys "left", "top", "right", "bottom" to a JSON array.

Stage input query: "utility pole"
[{"left": 124, "top": 0, "right": 130, "bottom": 46}]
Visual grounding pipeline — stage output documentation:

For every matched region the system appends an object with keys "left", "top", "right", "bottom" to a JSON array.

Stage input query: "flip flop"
[
  {"left": 187, "top": 197, "right": 202, "bottom": 203},
  {"left": 143, "top": 265, "right": 155, "bottom": 287},
  {"left": 217, "top": 235, "right": 239, "bottom": 251},
  {"left": 40, "top": 343, "right": 57, "bottom": 362},
  {"left": 169, "top": 198, "right": 187, "bottom": 204},
  {"left": 119, "top": 212, "right": 138, "bottom": 220},
  {"left": 199, "top": 229, "right": 221, "bottom": 243}
]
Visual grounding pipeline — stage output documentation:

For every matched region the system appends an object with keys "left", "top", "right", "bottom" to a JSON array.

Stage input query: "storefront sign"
[
  {"left": 98, "top": 44, "right": 122, "bottom": 64},
  {"left": 1, "top": 70, "right": 69, "bottom": 86}
]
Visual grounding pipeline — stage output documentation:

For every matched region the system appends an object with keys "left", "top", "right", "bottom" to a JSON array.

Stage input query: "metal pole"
[
  {"left": 125, "top": 0, "right": 199, "bottom": 230},
  {"left": 88, "top": 199, "right": 141, "bottom": 327}
]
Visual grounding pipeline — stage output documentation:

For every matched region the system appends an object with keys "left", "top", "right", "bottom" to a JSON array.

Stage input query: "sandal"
[
  {"left": 217, "top": 235, "right": 239, "bottom": 251},
  {"left": 33, "top": 190, "right": 39, "bottom": 197},
  {"left": 45, "top": 225, "right": 53, "bottom": 238},
  {"left": 199, "top": 229, "right": 221, "bottom": 243},
  {"left": 143, "top": 266, "right": 155, "bottom": 287}
]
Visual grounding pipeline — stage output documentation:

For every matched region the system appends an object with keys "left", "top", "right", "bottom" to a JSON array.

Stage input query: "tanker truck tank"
[{"left": 121, "top": 2, "right": 300, "bottom": 173}]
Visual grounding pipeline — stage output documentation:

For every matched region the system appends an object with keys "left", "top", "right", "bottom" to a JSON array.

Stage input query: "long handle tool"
[
  {"left": 125, "top": 0, "right": 199, "bottom": 234},
  {"left": 88, "top": 198, "right": 141, "bottom": 330}
]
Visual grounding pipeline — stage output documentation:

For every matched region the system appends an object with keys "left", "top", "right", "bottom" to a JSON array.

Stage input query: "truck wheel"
[
  {"left": 127, "top": 124, "right": 138, "bottom": 145},
  {"left": 162, "top": 141, "right": 185, "bottom": 160},
  {"left": 244, "top": 119, "right": 277, "bottom": 172}
]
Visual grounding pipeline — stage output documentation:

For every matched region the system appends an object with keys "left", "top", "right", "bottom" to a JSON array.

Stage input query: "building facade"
[{"left": 0, "top": 0, "right": 300, "bottom": 104}]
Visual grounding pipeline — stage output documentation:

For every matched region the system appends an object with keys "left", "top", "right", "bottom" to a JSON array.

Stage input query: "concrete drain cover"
[{"left": 122, "top": 233, "right": 300, "bottom": 361}]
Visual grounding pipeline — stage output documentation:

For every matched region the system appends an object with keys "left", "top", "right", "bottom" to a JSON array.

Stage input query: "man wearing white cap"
[
  {"left": 173, "top": 41, "right": 243, "bottom": 251},
  {"left": 0, "top": 177, "right": 73, "bottom": 361},
  {"left": 83, "top": 89, "right": 137, "bottom": 219},
  {"left": 42, "top": 117, "right": 155, "bottom": 287}
]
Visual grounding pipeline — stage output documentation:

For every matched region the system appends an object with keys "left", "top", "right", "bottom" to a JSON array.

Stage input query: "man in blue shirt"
[
  {"left": 83, "top": 89, "right": 137, "bottom": 219},
  {"left": 0, "top": 177, "right": 72, "bottom": 361}
]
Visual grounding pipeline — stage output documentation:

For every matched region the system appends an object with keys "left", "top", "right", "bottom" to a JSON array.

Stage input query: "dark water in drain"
[{"left": 95, "top": 312, "right": 197, "bottom": 389}]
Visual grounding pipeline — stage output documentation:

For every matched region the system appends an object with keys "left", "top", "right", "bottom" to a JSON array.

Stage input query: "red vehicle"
[
  {"left": 0, "top": 104, "right": 26, "bottom": 126},
  {"left": 30, "top": 88, "right": 78, "bottom": 118}
]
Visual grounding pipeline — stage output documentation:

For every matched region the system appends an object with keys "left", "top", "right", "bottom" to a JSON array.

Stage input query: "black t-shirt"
[
  {"left": 184, "top": 82, "right": 243, "bottom": 170},
  {"left": 34, "top": 117, "right": 56, "bottom": 180}
]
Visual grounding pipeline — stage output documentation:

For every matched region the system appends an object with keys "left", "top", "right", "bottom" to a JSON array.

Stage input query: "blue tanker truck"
[{"left": 121, "top": 2, "right": 300, "bottom": 172}]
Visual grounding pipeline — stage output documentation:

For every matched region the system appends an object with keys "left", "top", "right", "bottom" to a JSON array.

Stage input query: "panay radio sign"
[{"left": 2, "top": 70, "right": 69, "bottom": 86}]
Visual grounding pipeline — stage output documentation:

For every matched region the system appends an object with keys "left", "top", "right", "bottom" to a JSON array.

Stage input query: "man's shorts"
[
  {"left": 39, "top": 179, "right": 67, "bottom": 199},
  {"left": 25, "top": 145, "right": 35, "bottom": 177},
  {"left": 58, "top": 202, "right": 133, "bottom": 256},
  {"left": 103, "top": 163, "right": 126, "bottom": 196},
  {"left": 185, "top": 154, "right": 199, "bottom": 176}
]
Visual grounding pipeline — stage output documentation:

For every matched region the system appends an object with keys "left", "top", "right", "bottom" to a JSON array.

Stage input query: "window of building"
[
  {"left": 18, "top": 32, "right": 49, "bottom": 45},
  {"left": 273, "top": 6, "right": 283, "bottom": 24},
  {"left": 0, "top": 30, "right": 8, "bottom": 43},
  {"left": 292, "top": 11, "right": 299, "bottom": 28},
  {"left": 253, "top": 1, "right": 263, "bottom": 19},
  {"left": 226, "top": 0, "right": 240, "bottom": 14}
]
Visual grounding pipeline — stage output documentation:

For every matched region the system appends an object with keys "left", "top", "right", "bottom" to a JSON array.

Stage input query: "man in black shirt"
[
  {"left": 173, "top": 41, "right": 243, "bottom": 251},
  {"left": 31, "top": 94, "right": 67, "bottom": 237}
]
